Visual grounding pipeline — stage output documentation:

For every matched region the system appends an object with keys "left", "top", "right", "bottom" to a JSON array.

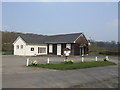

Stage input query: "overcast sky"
[{"left": 2, "top": 2, "right": 118, "bottom": 42}]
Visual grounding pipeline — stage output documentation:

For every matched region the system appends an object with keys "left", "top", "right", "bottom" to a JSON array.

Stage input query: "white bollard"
[
  {"left": 96, "top": 56, "right": 98, "bottom": 61},
  {"left": 106, "top": 56, "right": 109, "bottom": 60},
  {"left": 47, "top": 58, "right": 50, "bottom": 64},
  {"left": 82, "top": 57, "right": 84, "bottom": 62},
  {"left": 26, "top": 58, "right": 29, "bottom": 66}
]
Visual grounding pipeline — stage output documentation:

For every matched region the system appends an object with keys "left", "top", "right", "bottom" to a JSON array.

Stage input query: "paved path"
[{"left": 2, "top": 55, "right": 119, "bottom": 88}]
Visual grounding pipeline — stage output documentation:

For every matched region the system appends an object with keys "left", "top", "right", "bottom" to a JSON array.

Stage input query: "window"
[
  {"left": 66, "top": 44, "right": 71, "bottom": 49},
  {"left": 49, "top": 44, "right": 53, "bottom": 53},
  {"left": 21, "top": 45, "right": 23, "bottom": 49},
  {"left": 31, "top": 48, "right": 34, "bottom": 51},
  {"left": 38, "top": 47, "right": 46, "bottom": 53},
  {"left": 17, "top": 45, "right": 19, "bottom": 49}
]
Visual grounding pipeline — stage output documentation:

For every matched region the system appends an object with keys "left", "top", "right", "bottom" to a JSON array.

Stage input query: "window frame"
[
  {"left": 31, "top": 48, "right": 34, "bottom": 51},
  {"left": 17, "top": 45, "right": 19, "bottom": 49},
  {"left": 49, "top": 44, "right": 53, "bottom": 53},
  {"left": 38, "top": 47, "right": 46, "bottom": 54},
  {"left": 21, "top": 45, "right": 23, "bottom": 49}
]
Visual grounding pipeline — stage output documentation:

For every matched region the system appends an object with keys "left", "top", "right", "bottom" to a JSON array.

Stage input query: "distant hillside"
[
  {"left": 2, "top": 31, "right": 45, "bottom": 52},
  {"left": 89, "top": 40, "right": 118, "bottom": 55}
]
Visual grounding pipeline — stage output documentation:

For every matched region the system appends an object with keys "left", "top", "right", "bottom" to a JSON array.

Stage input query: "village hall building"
[{"left": 13, "top": 33, "right": 89, "bottom": 56}]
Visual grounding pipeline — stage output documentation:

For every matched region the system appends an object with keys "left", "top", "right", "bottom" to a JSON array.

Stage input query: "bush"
[
  {"left": 64, "top": 60, "right": 74, "bottom": 64},
  {"left": 103, "top": 58, "right": 107, "bottom": 61},
  {"left": 32, "top": 60, "right": 38, "bottom": 65}
]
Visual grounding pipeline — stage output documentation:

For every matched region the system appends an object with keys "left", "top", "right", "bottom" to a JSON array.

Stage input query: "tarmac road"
[{"left": 2, "top": 55, "right": 119, "bottom": 88}]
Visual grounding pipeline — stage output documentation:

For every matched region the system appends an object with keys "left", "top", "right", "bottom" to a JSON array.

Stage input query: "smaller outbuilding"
[{"left": 13, "top": 33, "right": 90, "bottom": 56}]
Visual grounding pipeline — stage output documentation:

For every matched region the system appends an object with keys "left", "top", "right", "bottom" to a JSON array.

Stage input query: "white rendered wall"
[
  {"left": 25, "top": 44, "right": 47, "bottom": 56},
  {"left": 13, "top": 38, "right": 26, "bottom": 56}
]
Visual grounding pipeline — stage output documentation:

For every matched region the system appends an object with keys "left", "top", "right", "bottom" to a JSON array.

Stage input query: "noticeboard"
[{"left": 64, "top": 51, "right": 71, "bottom": 56}]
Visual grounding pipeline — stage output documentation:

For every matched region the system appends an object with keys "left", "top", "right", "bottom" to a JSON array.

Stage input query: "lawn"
[{"left": 29, "top": 61, "right": 116, "bottom": 70}]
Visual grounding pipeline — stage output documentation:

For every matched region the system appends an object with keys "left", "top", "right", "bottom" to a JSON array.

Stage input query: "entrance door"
[
  {"left": 80, "top": 47, "right": 85, "bottom": 55},
  {"left": 57, "top": 44, "right": 61, "bottom": 55}
]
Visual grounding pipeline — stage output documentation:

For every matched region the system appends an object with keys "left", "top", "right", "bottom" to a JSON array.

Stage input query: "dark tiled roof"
[
  {"left": 20, "top": 33, "right": 82, "bottom": 44},
  {"left": 45, "top": 33, "right": 82, "bottom": 43},
  {"left": 20, "top": 35, "right": 47, "bottom": 44}
]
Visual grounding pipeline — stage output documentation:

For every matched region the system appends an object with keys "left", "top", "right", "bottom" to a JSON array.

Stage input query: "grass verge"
[
  {"left": 2, "top": 52, "right": 13, "bottom": 55},
  {"left": 29, "top": 61, "right": 116, "bottom": 70}
]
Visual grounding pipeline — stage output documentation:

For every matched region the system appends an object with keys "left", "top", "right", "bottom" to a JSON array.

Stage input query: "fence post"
[
  {"left": 47, "top": 58, "right": 50, "bottom": 64},
  {"left": 82, "top": 54, "right": 84, "bottom": 62},
  {"left": 95, "top": 56, "right": 98, "bottom": 61},
  {"left": 82, "top": 57, "right": 84, "bottom": 62},
  {"left": 26, "top": 58, "right": 29, "bottom": 66},
  {"left": 106, "top": 56, "right": 109, "bottom": 60}
]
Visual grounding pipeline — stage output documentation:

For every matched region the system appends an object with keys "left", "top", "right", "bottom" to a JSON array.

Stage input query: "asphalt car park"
[{"left": 2, "top": 55, "right": 118, "bottom": 88}]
